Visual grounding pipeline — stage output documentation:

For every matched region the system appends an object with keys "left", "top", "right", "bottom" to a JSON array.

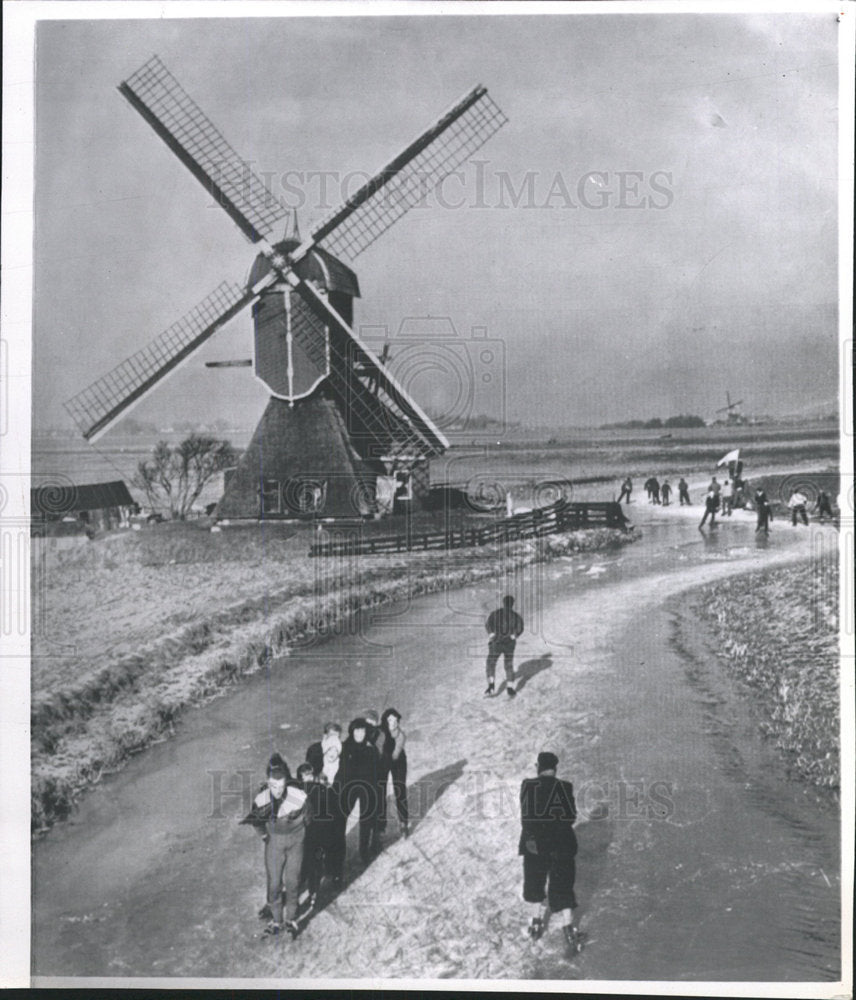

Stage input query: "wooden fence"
[{"left": 309, "top": 499, "right": 629, "bottom": 557}]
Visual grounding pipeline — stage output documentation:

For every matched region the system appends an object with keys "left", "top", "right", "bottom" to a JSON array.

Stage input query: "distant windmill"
[
  {"left": 64, "top": 55, "right": 507, "bottom": 518},
  {"left": 716, "top": 391, "right": 745, "bottom": 424}
]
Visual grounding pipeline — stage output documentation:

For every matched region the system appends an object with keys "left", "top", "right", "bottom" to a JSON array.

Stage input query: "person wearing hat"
[
  {"left": 339, "top": 717, "right": 382, "bottom": 863},
  {"left": 519, "top": 751, "right": 581, "bottom": 954},
  {"left": 306, "top": 721, "right": 343, "bottom": 787},
  {"left": 241, "top": 753, "right": 308, "bottom": 940},
  {"left": 485, "top": 594, "right": 524, "bottom": 697}
]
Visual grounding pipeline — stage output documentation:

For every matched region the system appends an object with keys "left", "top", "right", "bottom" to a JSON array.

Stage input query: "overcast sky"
[{"left": 32, "top": 10, "right": 841, "bottom": 432}]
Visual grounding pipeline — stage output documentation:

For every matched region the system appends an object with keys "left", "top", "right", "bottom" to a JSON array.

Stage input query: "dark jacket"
[
  {"left": 486, "top": 607, "right": 524, "bottom": 643},
  {"left": 518, "top": 774, "right": 578, "bottom": 858},
  {"left": 306, "top": 741, "right": 324, "bottom": 777},
  {"left": 340, "top": 727, "right": 380, "bottom": 789},
  {"left": 302, "top": 779, "right": 340, "bottom": 850}
]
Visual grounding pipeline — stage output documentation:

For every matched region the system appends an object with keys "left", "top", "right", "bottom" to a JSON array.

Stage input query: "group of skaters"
[
  {"left": 617, "top": 475, "right": 691, "bottom": 506},
  {"left": 617, "top": 467, "right": 835, "bottom": 534},
  {"left": 241, "top": 594, "right": 585, "bottom": 955},
  {"left": 748, "top": 485, "right": 834, "bottom": 535},
  {"left": 699, "top": 477, "right": 834, "bottom": 533},
  {"left": 241, "top": 709, "right": 408, "bottom": 940}
]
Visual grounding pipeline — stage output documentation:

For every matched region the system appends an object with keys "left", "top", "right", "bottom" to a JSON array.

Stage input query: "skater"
[
  {"left": 378, "top": 708, "right": 409, "bottom": 839},
  {"left": 643, "top": 476, "right": 655, "bottom": 502},
  {"left": 241, "top": 753, "right": 307, "bottom": 940},
  {"left": 660, "top": 480, "right": 672, "bottom": 506},
  {"left": 363, "top": 710, "right": 384, "bottom": 751},
  {"left": 720, "top": 480, "right": 733, "bottom": 517},
  {"left": 296, "top": 762, "right": 340, "bottom": 909},
  {"left": 754, "top": 488, "right": 772, "bottom": 534},
  {"left": 699, "top": 489, "right": 718, "bottom": 529},
  {"left": 650, "top": 477, "right": 661, "bottom": 505},
  {"left": 678, "top": 477, "right": 691, "bottom": 505},
  {"left": 617, "top": 477, "right": 633, "bottom": 504},
  {"left": 708, "top": 476, "right": 722, "bottom": 497},
  {"left": 340, "top": 717, "right": 382, "bottom": 863},
  {"left": 485, "top": 594, "right": 524, "bottom": 697},
  {"left": 306, "top": 721, "right": 343, "bottom": 786},
  {"left": 788, "top": 489, "right": 809, "bottom": 526},
  {"left": 814, "top": 490, "right": 834, "bottom": 520},
  {"left": 519, "top": 751, "right": 580, "bottom": 954}
]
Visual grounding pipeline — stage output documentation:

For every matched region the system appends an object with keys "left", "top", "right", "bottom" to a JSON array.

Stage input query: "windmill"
[
  {"left": 64, "top": 55, "right": 507, "bottom": 519},
  {"left": 716, "top": 391, "right": 745, "bottom": 425}
]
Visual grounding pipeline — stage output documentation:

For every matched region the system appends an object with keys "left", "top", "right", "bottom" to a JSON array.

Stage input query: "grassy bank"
[
  {"left": 32, "top": 523, "right": 639, "bottom": 832},
  {"left": 695, "top": 559, "right": 840, "bottom": 790}
]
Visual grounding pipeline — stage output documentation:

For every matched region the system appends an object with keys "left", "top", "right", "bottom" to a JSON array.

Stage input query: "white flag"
[{"left": 717, "top": 448, "right": 740, "bottom": 467}]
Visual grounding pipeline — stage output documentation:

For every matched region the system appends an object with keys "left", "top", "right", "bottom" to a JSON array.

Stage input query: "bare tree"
[{"left": 132, "top": 435, "right": 237, "bottom": 520}]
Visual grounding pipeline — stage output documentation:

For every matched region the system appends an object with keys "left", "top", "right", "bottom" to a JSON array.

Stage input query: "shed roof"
[{"left": 31, "top": 480, "right": 134, "bottom": 516}]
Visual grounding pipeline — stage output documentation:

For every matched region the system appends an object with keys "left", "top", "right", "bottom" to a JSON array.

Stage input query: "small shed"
[{"left": 31, "top": 480, "right": 136, "bottom": 531}]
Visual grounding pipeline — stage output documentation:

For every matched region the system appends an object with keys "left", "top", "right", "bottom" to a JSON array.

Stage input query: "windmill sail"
[
  {"left": 311, "top": 85, "right": 507, "bottom": 261},
  {"left": 119, "top": 55, "right": 288, "bottom": 243},
  {"left": 291, "top": 280, "right": 448, "bottom": 458},
  {"left": 64, "top": 281, "right": 256, "bottom": 440},
  {"left": 65, "top": 59, "right": 504, "bottom": 460}
]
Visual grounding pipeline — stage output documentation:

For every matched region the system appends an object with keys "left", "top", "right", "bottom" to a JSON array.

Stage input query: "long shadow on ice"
[
  {"left": 306, "top": 758, "right": 468, "bottom": 924},
  {"left": 513, "top": 653, "right": 554, "bottom": 693}
]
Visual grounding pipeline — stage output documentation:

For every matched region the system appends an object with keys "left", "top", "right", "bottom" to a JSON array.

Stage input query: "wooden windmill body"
[{"left": 64, "top": 56, "right": 507, "bottom": 520}]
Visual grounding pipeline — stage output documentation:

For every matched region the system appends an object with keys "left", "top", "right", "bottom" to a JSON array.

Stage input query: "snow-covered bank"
[{"left": 695, "top": 561, "right": 840, "bottom": 789}]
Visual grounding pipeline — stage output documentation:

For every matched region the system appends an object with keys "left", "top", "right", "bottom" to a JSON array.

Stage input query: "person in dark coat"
[
  {"left": 699, "top": 490, "right": 719, "bottom": 529},
  {"left": 339, "top": 717, "right": 381, "bottom": 863},
  {"left": 485, "top": 595, "right": 524, "bottom": 697},
  {"left": 617, "top": 477, "right": 633, "bottom": 504},
  {"left": 519, "top": 751, "right": 581, "bottom": 953},
  {"left": 660, "top": 480, "right": 672, "bottom": 505},
  {"left": 650, "top": 477, "right": 661, "bottom": 505},
  {"left": 363, "top": 710, "right": 384, "bottom": 752},
  {"left": 378, "top": 708, "right": 409, "bottom": 839},
  {"left": 814, "top": 490, "right": 834, "bottom": 520},
  {"left": 754, "top": 488, "right": 772, "bottom": 534},
  {"left": 296, "top": 762, "right": 341, "bottom": 908},
  {"left": 678, "top": 477, "right": 691, "bottom": 505},
  {"left": 305, "top": 723, "right": 346, "bottom": 884},
  {"left": 240, "top": 753, "right": 307, "bottom": 940}
]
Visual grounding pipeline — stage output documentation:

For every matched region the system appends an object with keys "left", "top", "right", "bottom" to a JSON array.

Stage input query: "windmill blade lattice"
[
  {"left": 312, "top": 86, "right": 507, "bottom": 261},
  {"left": 120, "top": 55, "right": 288, "bottom": 243},
  {"left": 291, "top": 281, "right": 447, "bottom": 458},
  {"left": 65, "top": 280, "right": 256, "bottom": 441}
]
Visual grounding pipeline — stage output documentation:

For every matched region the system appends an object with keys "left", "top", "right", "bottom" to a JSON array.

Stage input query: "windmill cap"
[{"left": 248, "top": 237, "right": 360, "bottom": 298}]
